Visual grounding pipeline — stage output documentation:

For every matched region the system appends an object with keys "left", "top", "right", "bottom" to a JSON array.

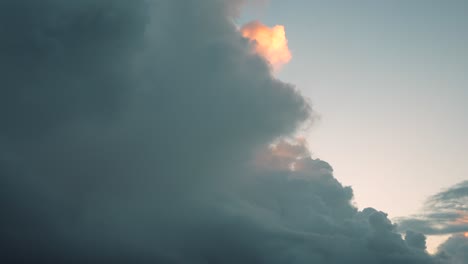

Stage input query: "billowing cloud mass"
[
  {"left": 0, "top": 0, "right": 463, "bottom": 263},
  {"left": 241, "top": 21, "right": 292, "bottom": 70},
  {"left": 436, "top": 234, "right": 468, "bottom": 264}
]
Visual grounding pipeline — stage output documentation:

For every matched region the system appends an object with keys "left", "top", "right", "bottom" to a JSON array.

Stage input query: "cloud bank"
[
  {"left": 397, "top": 181, "right": 468, "bottom": 263},
  {"left": 436, "top": 234, "right": 468, "bottom": 264},
  {"left": 398, "top": 181, "right": 468, "bottom": 236},
  {"left": 0, "top": 0, "right": 464, "bottom": 263}
]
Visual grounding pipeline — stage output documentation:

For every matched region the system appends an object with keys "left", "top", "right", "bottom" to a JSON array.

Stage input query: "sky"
[
  {"left": 240, "top": 0, "right": 468, "bottom": 252},
  {"left": 1, "top": 0, "right": 467, "bottom": 263},
  {"left": 242, "top": 0, "right": 468, "bottom": 218}
]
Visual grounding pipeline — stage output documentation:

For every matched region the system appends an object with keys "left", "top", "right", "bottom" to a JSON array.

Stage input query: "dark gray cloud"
[
  {"left": 435, "top": 234, "right": 468, "bottom": 264},
  {"left": 0, "top": 0, "right": 456, "bottom": 263},
  {"left": 405, "top": 231, "right": 427, "bottom": 251},
  {"left": 428, "top": 181, "right": 468, "bottom": 212},
  {"left": 398, "top": 181, "right": 468, "bottom": 236}
]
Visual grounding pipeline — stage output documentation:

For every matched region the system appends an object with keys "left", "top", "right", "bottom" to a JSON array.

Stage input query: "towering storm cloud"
[{"left": 0, "top": 1, "right": 464, "bottom": 263}]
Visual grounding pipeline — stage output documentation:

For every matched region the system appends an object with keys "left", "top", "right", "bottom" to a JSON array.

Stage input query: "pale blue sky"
[{"left": 240, "top": 0, "right": 468, "bottom": 222}]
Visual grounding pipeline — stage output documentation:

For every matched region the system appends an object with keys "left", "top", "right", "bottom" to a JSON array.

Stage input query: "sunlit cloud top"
[{"left": 241, "top": 21, "right": 291, "bottom": 71}]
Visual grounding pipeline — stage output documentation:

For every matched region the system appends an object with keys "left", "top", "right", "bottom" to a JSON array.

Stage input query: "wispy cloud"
[{"left": 398, "top": 181, "right": 468, "bottom": 236}]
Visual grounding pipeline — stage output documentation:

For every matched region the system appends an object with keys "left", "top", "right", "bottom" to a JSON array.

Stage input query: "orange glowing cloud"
[
  {"left": 241, "top": 21, "right": 292, "bottom": 70},
  {"left": 465, "top": 232, "right": 468, "bottom": 238}
]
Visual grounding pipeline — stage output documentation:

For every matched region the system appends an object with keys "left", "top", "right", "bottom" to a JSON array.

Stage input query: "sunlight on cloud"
[{"left": 241, "top": 21, "right": 291, "bottom": 71}]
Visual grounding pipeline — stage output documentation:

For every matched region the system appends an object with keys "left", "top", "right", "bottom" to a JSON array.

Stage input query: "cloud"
[
  {"left": 398, "top": 181, "right": 468, "bottom": 236},
  {"left": 405, "top": 230, "right": 427, "bottom": 251},
  {"left": 397, "top": 182, "right": 468, "bottom": 262},
  {"left": 254, "top": 138, "right": 310, "bottom": 171},
  {"left": 241, "top": 21, "right": 292, "bottom": 70},
  {"left": 435, "top": 234, "right": 468, "bottom": 264},
  {"left": 0, "top": 0, "right": 456, "bottom": 263}
]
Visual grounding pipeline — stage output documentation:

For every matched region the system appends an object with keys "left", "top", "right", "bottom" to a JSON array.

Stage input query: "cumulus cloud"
[
  {"left": 405, "top": 230, "right": 427, "bottom": 251},
  {"left": 436, "top": 234, "right": 468, "bottom": 264},
  {"left": 0, "top": 0, "right": 457, "bottom": 263},
  {"left": 241, "top": 21, "right": 292, "bottom": 71},
  {"left": 254, "top": 138, "right": 310, "bottom": 171}
]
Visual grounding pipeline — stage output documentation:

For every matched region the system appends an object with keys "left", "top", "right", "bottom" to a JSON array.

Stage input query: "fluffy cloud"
[
  {"left": 0, "top": 0, "right": 457, "bottom": 263},
  {"left": 436, "top": 234, "right": 468, "bottom": 264},
  {"left": 241, "top": 21, "right": 292, "bottom": 70}
]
